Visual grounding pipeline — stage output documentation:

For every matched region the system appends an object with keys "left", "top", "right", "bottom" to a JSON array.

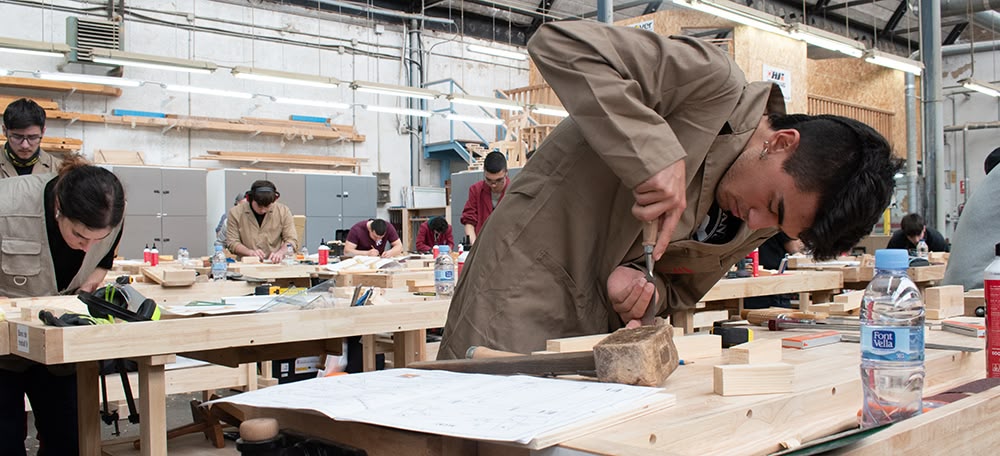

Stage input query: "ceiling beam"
[
  {"left": 942, "top": 22, "right": 968, "bottom": 45},
  {"left": 643, "top": 0, "right": 664, "bottom": 15},
  {"left": 881, "top": 0, "right": 908, "bottom": 35},
  {"left": 817, "top": 0, "right": 883, "bottom": 13},
  {"left": 527, "top": 0, "right": 557, "bottom": 36},
  {"left": 582, "top": 0, "right": 663, "bottom": 19}
]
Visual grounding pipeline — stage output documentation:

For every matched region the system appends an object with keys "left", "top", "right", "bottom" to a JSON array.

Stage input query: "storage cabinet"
[
  {"left": 304, "top": 175, "right": 377, "bottom": 249},
  {"left": 110, "top": 166, "right": 209, "bottom": 258}
]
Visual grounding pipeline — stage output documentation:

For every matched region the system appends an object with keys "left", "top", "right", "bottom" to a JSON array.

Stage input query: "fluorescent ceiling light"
[
  {"left": 273, "top": 96, "right": 350, "bottom": 109},
  {"left": 37, "top": 71, "right": 142, "bottom": 87},
  {"left": 0, "top": 37, "right": 70, "bottom": 58},
  {"left": 864, "top": 50, "right": 923, "bottom": 75},
  {"left": 365, "top": 105, "right": 433, "bottom": 117},
  {"left": 789, "top": 24, "right": 865, "bottom": 58},
  {"left": 91, "top": 49, "right": 217, "bottom": 74},
  {"left": 672, "top": 0, "right": 791, "bottom": 38},
  {"left": 164, "top": 84, "right": 253, "bottom": 99},
  {"left": 352, "top": 81, "right": 439, "bottom": 100},
  {"left": 444, "top": 113, "right": 505, "bottom": 126},
  {"left": 530, "top": 104, "right": 569, "bottom": 118},
  {"left": 232, "top": 66, "right": 339, "bottom": 89},
  {"left": 467, "top": 44, "right": 528, "bottom": 61},
  {"left": 958, "top": 78, "right": 1000, "bottom": 98},
  {"left": 448, "top": 93, "right": 524, "bottom": 112}
]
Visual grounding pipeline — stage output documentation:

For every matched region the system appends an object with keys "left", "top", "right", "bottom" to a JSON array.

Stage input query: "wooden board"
[
  {"left": 93, "top": 149, "right": 145, "bottom": 165},
  {"left": 673, "top": 334, "right": 722, "bottom": 360},
  {"left": 713, "top": 363, "right": 795, "bottom": 396},
  {"left": 0, "top": 75, "right": 121, "bottom": 96},
  {"left": 700, "top": 271, "right": 842, "bottom": 302},
  {"left": 141, "top": 266, "right": 196, "bottom": 287},
  {"left": 545, "top": 334, "right": 611, "bottom": 353}
]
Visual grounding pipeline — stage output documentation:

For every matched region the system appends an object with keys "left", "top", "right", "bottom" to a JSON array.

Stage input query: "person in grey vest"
[
  {"left": 944, "top": 147, "right": 1000, "bottom": 290},
  {"left": 0, "top": 155, "right": 125, "bottom": 455}
]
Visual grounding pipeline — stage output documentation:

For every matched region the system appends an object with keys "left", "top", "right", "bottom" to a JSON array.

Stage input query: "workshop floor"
[{"left": 25, "top": 392, "right": 241, "bottom": 455}]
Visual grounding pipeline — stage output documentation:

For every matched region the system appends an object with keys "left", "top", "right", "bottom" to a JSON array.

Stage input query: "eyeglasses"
[
  {"left": 7, "top": 133, "right": 42, "bottom": 145},
  {"left": 484, "top": 174, "right": 507, "bottom": 186}
]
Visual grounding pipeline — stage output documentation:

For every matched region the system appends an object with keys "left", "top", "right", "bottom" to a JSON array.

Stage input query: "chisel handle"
[{"left": 642, "top": 220, "right": 658, "bottom": 248}]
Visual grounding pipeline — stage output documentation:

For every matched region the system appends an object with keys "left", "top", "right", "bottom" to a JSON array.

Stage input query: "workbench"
[
  {"left": 223, "top": 327, "right": 991, "bottom": 455},
  {"left": 4, "top": 285, "right": 449, "bottom": 456},
  {"left": 679, "top": 270, "right": 843, "bottom": 333}
]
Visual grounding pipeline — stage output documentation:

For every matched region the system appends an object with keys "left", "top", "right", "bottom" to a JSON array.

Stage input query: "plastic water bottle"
[
  {"left": 434, "top": 245, "right": 455, "bottom": 296},
  {"left": 283, "top": 243, "right": 297, "bottom": 265},
  {"left": 211, "top": 245, "right": 228, "bottom": 281},
  {"left": 860, "top": 249, "right": 925, "bottom": 428},
  {"left": 177, "top": 247, "right": 190, "bottom": 266},
  {"left": 916, "top": 239, "right": 929, "bottom": 259},
  {"left": 985, "top": 242, "right": 1000, "bottom": 378}
]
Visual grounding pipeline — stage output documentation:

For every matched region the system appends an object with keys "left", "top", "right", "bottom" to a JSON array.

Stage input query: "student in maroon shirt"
[
  {"left": 461, "top": 151, "right": 509, "bottom": 245},
  {"left": 416, "top": 216, "right": 454, "bottom": 253},
  {"left": 345, "top": 218, "right": 403, "bottom": 258}
]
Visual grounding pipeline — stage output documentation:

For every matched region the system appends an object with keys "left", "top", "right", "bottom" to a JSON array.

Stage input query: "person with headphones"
[
  {"left": 225, "top": 180, "right": 299, "bottom": 263},
  {"left": 0, "top": 154, "right": 125, "bottom": 455}
]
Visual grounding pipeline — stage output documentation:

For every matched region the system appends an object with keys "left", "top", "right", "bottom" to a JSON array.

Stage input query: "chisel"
[{"left": 640, "top": 220, "right": 658, "bottom": 325}]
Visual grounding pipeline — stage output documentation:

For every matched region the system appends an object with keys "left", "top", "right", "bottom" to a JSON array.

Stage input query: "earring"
[{"left": 759, "top": 141, "right": 769, "bottom": 160}]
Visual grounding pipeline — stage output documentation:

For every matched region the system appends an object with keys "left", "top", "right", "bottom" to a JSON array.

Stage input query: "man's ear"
[
  {"left": 41, "top": 126, "right": 46, "bottom": 137},
  {"left": 771, "top": 129, "right": 800, "bottom": 156}
]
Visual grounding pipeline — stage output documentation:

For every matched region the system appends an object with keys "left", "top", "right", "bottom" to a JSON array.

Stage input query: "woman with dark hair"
[{"left": 0, "top": 154, "right": 124, "bottom": 455}]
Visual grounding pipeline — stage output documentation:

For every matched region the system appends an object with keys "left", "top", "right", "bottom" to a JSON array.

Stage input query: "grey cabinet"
[
  {"left": 303, "top": 175, "right": 376, "bottom": 249},
  {"left": 111, "top": 166, "right": 209, "bottom": 258}
]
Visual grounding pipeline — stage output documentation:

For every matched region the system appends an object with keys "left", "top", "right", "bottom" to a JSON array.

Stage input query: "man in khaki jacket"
[
  {"left": 1, "top": 98, "right": 60, "bottom": 179},
  {"left": 225, "top": 180, "right": 298, "bottom": 263},
  {"left": 438, "top": 21, "right": 900, "bottom": 359}
]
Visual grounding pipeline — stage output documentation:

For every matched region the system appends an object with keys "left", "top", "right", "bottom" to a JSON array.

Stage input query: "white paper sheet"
[{"left": 212, "top": 368, "right": 674, "bottom": 448}]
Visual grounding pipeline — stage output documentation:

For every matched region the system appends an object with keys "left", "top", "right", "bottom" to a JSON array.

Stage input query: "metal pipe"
[
  {"left": 597, "top": 0, "right": 613, "bottom": 23},
  {"left": 943, "top": 121, "right": 1000, "bottom": 132},
  {"left": 906, "top": 73, "right": 919, "bottom": 214},
  {"left": 939, "top": 0, "right": 1000, "bottom": 17},
  {"left": 921, "top": 0, "right": 946, "bottom": 231}
]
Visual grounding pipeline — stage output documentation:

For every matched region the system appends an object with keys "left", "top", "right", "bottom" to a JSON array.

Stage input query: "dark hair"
[
  {"left": 484, "top": 151, "right": 507, "bottom": 174},
  {"left": 771, "top": 114, "right": 902, "bottom": 260},
  {"left": 987, "top": 147, "right": 1000, "bottom": 175},
  {"left": 249, "top": 180, "right": 278, "bottom": 207},
  {"left": 900, "top": 213, "right": 925, "bottom": 237},
  {"left": 3, "top": 98, "right": 46, "bottom": 130},
  {"left": 428, "top": 216, "right": 448, "bottom": 233},
  {"left": 54, "top": 155, "right": 125, "bottom": 230},
  {"left": 370, "top": 218, "right": 388, "bottom": 236}
]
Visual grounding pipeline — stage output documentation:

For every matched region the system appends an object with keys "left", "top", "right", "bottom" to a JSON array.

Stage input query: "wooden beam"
[
  {"left": 0, "top": 75, "right": 122, "bottom": 97},
  {"left": 713, "top": 363, "right": 794, "bottom": 396},
  {"left": 673, "top": 334, "right": 722, "bottom": 360},
  {"left": 545, "top": 334, "right": 610, "bottom": 353}
]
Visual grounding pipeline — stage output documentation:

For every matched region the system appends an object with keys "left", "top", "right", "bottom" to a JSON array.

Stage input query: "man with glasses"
[
  {"left": 461, "top": 151, "right": 509, "bottom": 245},
  {"left": 1, "top": 98, "right": 60, "bottom": 179}
]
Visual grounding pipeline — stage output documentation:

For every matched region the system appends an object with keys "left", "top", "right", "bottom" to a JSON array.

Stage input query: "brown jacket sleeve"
[
  {"left": 224, "top": 204, "right": 243, "bottom": 253},
  {"left": 528, "top": 21, "right": 744, "bottom": 189},
  {"left": 277, "top": 204, "right": 299, "bottom": 251}
]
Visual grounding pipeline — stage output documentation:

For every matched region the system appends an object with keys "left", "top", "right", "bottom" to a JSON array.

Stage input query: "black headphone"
[{"left": 246, "top": 186, "right": 280, "bottom": 201}]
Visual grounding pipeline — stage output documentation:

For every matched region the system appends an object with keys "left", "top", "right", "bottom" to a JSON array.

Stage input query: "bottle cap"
[
  {"left": 215, "top": 245, "right": 223, "bottom": 251},
  {"left": 439, "top": 245, "right": 450, "bottom": 254},
  {"left": 874, "top": 249, "right": 909, "bottom": 270}
]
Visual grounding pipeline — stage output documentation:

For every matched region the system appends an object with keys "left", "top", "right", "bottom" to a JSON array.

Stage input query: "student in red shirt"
[
  {"left": 345, "top": 218, "right": 403, "bottom": 258},
  {"left": 416, "top": 216, "right": 454, "bottom": 253},
  {"left": 461, "top": 151, "right": 509, "bottom": 245}
]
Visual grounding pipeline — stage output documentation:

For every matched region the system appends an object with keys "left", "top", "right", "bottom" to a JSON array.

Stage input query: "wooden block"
[
  {"left": 965, "top": 289, "right": 985, "bottom": 316},
  {"left": 545, "top": 334, "right": 610, "bottom": 353},
  {"left": 692, "top": 310, "right": 731, "bottom": 329},
  {"left": 832, "top": 290, "right": 863, "bottom": 312},
  {"left": 713, "top": 363, "right": 795, "bottom": 396},
  {"left": 928, "top": 251, "right": 949, "bottom": 264},
  {"left": 908, "top": 264, "right": 946, "bottom": 282},
  {"left": 593, "top": 323, "right": 678, "bottom": 387},
  {"left": 672, "top": 334, "right": 722, "bottom": 360},
  {"left": 160, "top": 269, "right": 196, "bottom": 287},
  {"left": 805, "top": 303, "right": 833, "bottom": 313},
  {"left": 241, "top": 256, "right": 261, "bottom": 264},
  {"left": 924, "top": 285, "right": 964, "bottom": 309},
  {"left": 728, "top": 338, "right": 782, "bottom": 364}
]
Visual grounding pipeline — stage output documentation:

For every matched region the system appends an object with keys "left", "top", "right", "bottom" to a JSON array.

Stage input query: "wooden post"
[
  {"left": 77, "top": 361, "right": 101, "bottom": 456},
  {"left": 138, "top": 355, "right": 174, "bottom": 456},
  {"left": 362, "top": 334, "right": 377, "bottom": 372}
]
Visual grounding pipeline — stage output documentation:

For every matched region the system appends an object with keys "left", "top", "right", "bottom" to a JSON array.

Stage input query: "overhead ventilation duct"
[{"left": 66, "top": 17, "right": 122, "bottom": 63}]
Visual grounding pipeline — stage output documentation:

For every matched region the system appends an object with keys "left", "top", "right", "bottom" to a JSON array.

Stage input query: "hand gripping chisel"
[{"left": 640, "top": 220, "right": 658, "bottom": 325}]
